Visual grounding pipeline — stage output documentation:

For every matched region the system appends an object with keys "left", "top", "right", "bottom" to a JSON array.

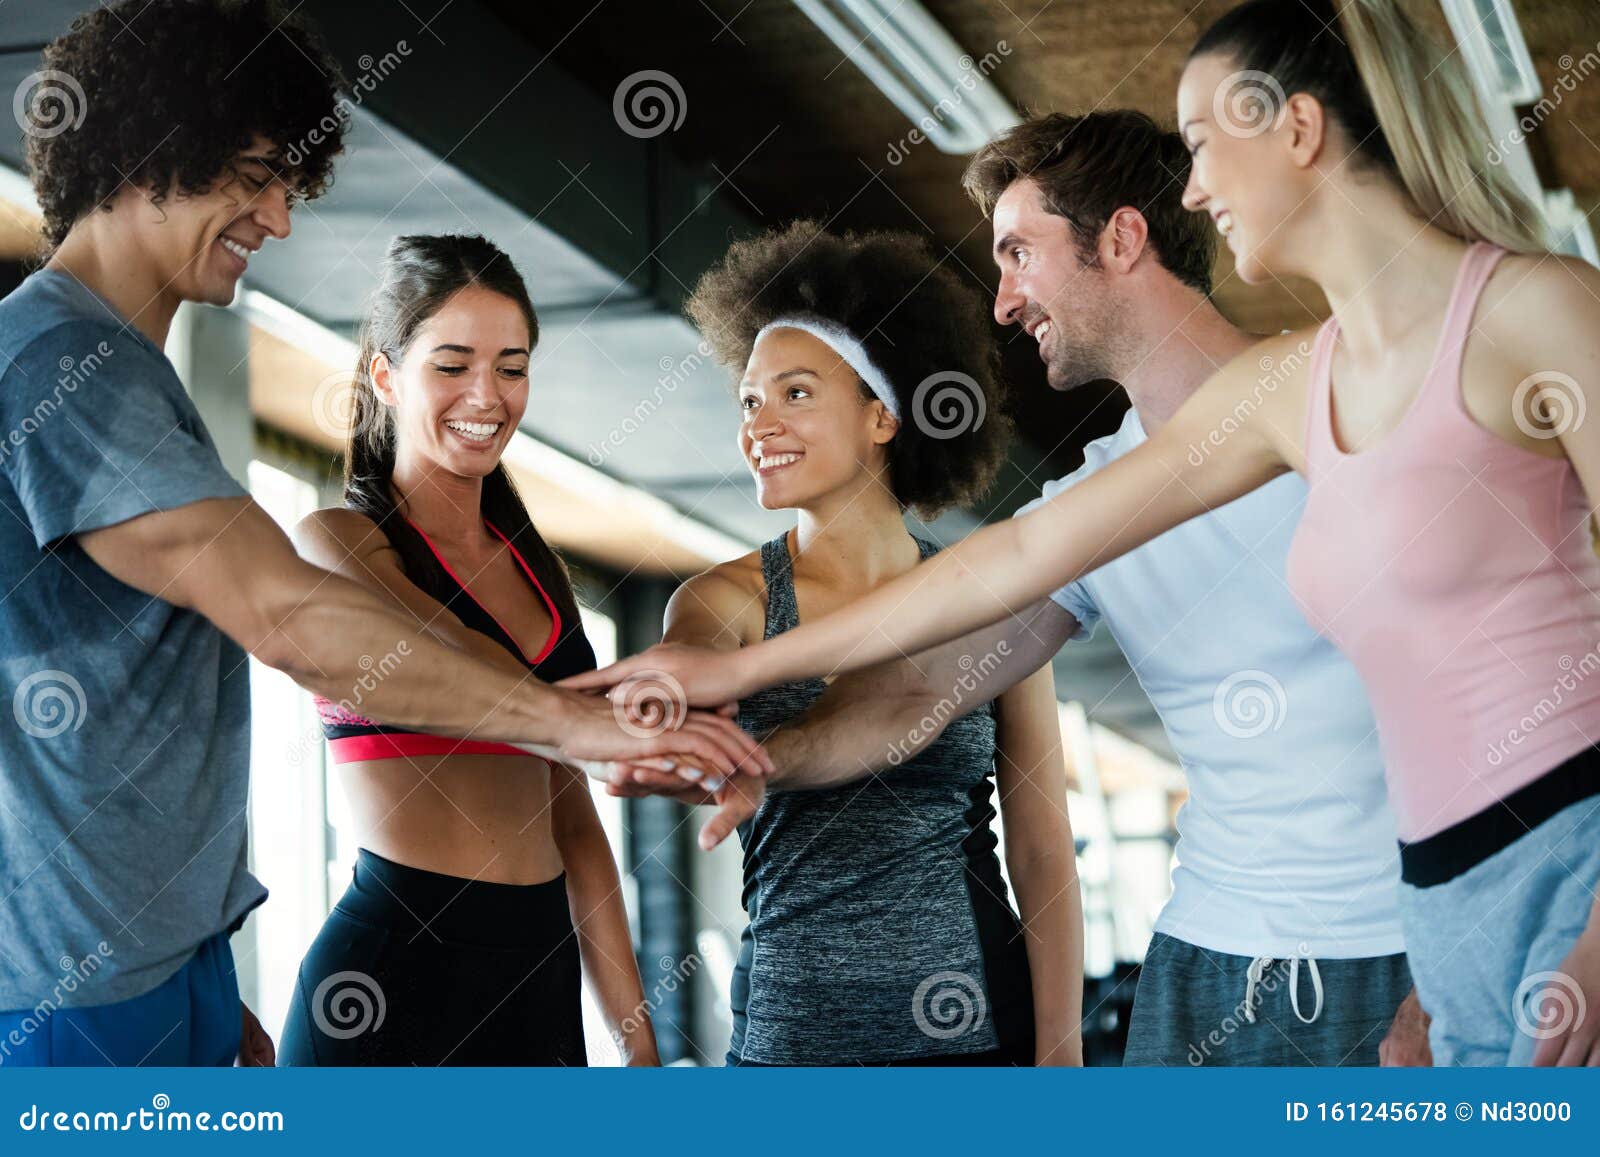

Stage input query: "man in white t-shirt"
[
  {"left": 970, "top": 111, "right": 1423, "bottom": 1065},
  {"left": 618, "top": 110, "right": 1427, "bottom": 1066}
]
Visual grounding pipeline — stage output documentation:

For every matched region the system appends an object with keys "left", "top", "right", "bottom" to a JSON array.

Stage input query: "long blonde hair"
[{"left": 1192, "top": 0, "right": 1549, "bottom": 253}]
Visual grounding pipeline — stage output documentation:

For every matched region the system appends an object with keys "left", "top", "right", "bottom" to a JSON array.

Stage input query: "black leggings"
[{"left": 277, "top": 849, "right": 586, "bottom": 1066}]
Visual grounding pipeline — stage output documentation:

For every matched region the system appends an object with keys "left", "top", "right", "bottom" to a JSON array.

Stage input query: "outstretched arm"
[
  {"left": 761, "top": 597, "right": 1077, "bottom": 790},
  {"left": 612, "top": 597, "right": 1078, "bottom": 846},
  {"left": 567, "top": 344, "right": 1290, "bottom": 706},
  {"left": 77, "top": 498, "right": 770, "bottom": 778}
]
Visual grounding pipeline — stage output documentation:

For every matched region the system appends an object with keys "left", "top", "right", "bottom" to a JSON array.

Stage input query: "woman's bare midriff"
[{"left": 337, "top": 752, "right": 565, "bottom": 885}]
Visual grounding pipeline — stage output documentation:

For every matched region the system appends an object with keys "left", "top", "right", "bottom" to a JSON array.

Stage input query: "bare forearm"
[
  {"left": 560, "top": 830, "right": 657, "bottom": 1063},
  {"left": 750, "top": 425, "right": 1275, "bottom": 692},
  {"left": 1010, "top": 848, "right": 1085, "bottom": 1063},
  {"left": 762, "top": 600, "right": 1072, "bottom": 789},
  {"left": 267, "top": 565, "right": 568, "bottom": 746}
]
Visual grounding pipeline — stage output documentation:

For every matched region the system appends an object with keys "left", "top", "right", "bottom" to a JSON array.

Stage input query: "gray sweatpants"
[
  {"left": 1123, "top": 933, "right": 1412, "bottom": 1066},
  {"left": 1396, "top": 795, "right": 1600, "bottom": 1067}
]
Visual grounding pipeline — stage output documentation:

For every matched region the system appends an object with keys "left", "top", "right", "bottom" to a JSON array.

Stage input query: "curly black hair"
[
  {"left": 686, "top": 221, "right": 1013, "bottom": 517},
  {"left": 24, "top": 0, "right": 347, "bottom": 249}
]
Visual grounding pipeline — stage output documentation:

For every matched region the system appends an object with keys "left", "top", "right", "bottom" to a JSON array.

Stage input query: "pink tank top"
[{"left": 1286, "top": 242, "right": 1600, "bottom": 841}]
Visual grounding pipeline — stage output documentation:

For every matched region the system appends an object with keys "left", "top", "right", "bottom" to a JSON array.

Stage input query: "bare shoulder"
[
  {"left": 292, "top": 506, "right": 391, "bottom": 570},
  {"left": 1481, "top": 252, "right": 1600, "bottom": 365},
  {"left": 665, "top": 549, "right": 766, "bottom": 648}
]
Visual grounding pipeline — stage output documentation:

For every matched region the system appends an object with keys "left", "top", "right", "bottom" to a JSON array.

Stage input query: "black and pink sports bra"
[{"left": 313, "top": 515, "right": 596, "bottom": 764}]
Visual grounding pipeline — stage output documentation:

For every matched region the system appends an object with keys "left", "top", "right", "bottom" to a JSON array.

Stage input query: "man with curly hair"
[{"left": 0, "top": 0, "right": 766, "bottom": 1067}]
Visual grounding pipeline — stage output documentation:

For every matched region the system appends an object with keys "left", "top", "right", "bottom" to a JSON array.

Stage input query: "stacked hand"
[
  {"left": 556, "top": 648, "right": 770, "bottom": 848},
  {"left": 560, "top": 642, "right": 753, "bottom": 712},
  {"left": 606, "top": 760, "right": 767, "bottom": 850},
  {"left": 540, "top": 682, "right": 769, "bottom": 779}
]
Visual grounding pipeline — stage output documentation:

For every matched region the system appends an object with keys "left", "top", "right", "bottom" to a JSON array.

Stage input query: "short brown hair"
[{"left": 962, "top": 109, "right": 1216, "bottom": 295}]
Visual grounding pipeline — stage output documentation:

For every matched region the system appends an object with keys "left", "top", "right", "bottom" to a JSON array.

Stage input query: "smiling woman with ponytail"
[
  {"left": 277, "top": 234, "right": 660, "bottom": 1067},
  {"left": 1187, "top": 0, "right": 1548, "bottom": 258}
]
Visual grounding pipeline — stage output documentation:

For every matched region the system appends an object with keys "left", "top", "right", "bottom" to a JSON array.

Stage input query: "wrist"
[
  {"left": 616, "top": 1027, "right": 660, "bottom": 1066},
  {"left": 521, "top": 681, "right": 573, "bottom": 748},
  {"left": 729, "top": 641, "right": 763, "bottom": 701},
  {"left": 759, "top": 726, "right": 796, "bottom": 786}
]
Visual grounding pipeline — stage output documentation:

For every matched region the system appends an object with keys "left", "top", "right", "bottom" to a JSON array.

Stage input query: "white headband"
[{"left": 753, "top": 314, "right": 901, "bottom": 420}]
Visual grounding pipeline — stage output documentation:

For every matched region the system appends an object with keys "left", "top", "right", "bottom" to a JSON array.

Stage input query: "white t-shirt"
[{"left": 1015, "top": 407, "right": 1403, "bottom": 959}]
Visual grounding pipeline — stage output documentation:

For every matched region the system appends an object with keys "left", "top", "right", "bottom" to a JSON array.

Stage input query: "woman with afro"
[{"left": 661, "top": 222, "right": 1082, "bottom": 1066}]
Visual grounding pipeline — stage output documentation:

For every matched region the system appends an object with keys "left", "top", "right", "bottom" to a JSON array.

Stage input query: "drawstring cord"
[{"left": 1242, "top": 954, "right": 1324, "bottom": 1025}]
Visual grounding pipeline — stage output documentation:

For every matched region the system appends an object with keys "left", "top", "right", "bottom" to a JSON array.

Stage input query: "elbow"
[
  {"left": 1005, "top": 840, "right": 1077, "bottom": 886},
  {"left": 231, "top": 596, "right": 304, "bottom": 679},
  {"left": 241, "top": 571, "right": 330, "bottom": 686}
]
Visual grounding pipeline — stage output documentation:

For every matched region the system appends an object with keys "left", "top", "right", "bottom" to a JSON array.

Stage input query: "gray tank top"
[{"left": 727, "top": 532, "right": 1033, "bottom": 1064}]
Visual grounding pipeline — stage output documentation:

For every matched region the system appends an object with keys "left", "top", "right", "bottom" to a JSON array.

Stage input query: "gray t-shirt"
[{"left": 0, "top": 268, "right": 266, "bottom": 1012}]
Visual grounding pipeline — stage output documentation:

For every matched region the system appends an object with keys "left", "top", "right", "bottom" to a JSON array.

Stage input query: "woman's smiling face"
[
  {"left": 737, "top": 326, "right": 896, "bottom": 511},
  {"left": 374, "top": 285, "right": 532, "bottom": 480},
  {"left": 1178, "top": 52, "right": 1313, "bottom": 284}
]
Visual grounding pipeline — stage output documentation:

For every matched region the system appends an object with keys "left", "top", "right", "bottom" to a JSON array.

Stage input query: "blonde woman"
[{"left": 655, "top": 223, "right": 1081, "bottom": 1066}]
